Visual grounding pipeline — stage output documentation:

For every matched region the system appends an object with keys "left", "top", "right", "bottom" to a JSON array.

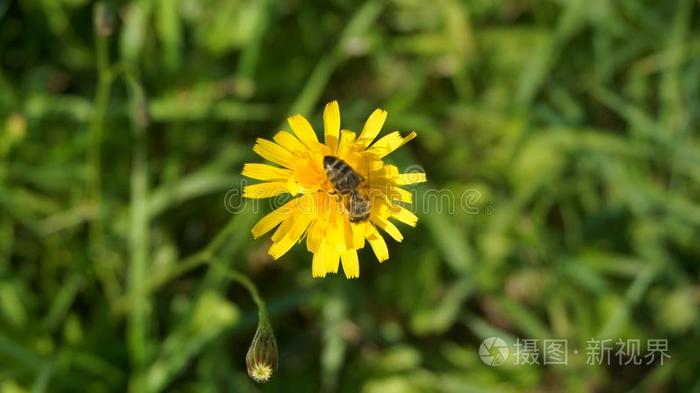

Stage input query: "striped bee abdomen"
[
  {"left": 323, "top": 156, "right": 363, "bottom": 194},
  {"left": 323, "top": 155, "right": 372, "bottom": 223},
  {"left": 348, "top": 190, "right": 371, "bottom": 222}
]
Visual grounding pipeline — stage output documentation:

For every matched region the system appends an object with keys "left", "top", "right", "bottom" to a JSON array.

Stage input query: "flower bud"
[{"left": 245, "top": 318, "right": 277, "bottom": 383}]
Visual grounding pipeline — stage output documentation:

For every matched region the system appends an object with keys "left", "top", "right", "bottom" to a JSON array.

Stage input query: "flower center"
[{"left": 249, "top": 363, "right": 273, "bottom": 383}]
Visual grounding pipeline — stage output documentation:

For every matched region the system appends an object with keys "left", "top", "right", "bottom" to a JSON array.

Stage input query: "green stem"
[
  {"left": 113, "top": 214, "right": 241, "bottom": 314},
  {"left": 89, "top": 34, "right": 109, "bottom": 234},
  {"left": 89, "top": 29, "right": 120, "bottom": 304},
  {"left": 125, "top": 74, "right": 150, "bottom": 393},
  {"left": 212, "top": 260, "right": 268, "bottom": 321}
]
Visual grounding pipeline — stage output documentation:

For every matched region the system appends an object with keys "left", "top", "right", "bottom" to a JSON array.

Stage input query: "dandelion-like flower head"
[{"left": 243, "top": 101, "right": 426, "bottom": 278}]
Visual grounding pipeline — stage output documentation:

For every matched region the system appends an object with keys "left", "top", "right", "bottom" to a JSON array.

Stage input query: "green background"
[{"left": 1, "top": 0, "right": 699, "bottom": 391}]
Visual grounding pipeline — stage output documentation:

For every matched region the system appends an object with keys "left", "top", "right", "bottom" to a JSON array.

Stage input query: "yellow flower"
[{"left": 242, "top": 101, "right": 426, "bottom": 278}]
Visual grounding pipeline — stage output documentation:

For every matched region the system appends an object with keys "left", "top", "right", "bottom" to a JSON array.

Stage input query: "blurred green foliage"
[{"left": 1, "top": 0, "right": 700, "bottom": 392}]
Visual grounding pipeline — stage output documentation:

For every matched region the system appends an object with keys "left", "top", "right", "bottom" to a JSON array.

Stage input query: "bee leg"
[
  {"left": 327, "top": 189, "right": 343, "bottom": 202},
  {"left": 323, "top": 179, "right": 337, "bottom": 195}
]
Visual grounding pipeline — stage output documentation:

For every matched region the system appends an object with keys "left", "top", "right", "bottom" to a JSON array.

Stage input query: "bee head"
[{"left": 323, "top": 156, "right": 336, "bottom": 169}]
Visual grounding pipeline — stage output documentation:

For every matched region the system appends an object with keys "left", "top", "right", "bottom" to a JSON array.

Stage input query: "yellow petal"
[
  {"left": 357, "top": 108, "right": 387, "bottom": 148},
  {"left": 287, "top": 114, "right": 319, "bottom": 148},
  {"left": 396, "top": 172, "right": 426, "bottom": 185},
  {"left": 251, "top": 198, "right": 299, "bottom": 239},
  {"left": 268, "top": 201, "right": 314, "bottom": 259},
  {"left": 312, "top": 241, "right": 339, "bottom": 277},
  {"left": 372, "top": 216, "right": 404, "bottom": 242},
  {"left": 293, "top": 155, "right": 326, "bottom": 189},
  {"left": 366, "top": 224, "right": 389, "bottom": 262},
  {"left": 344, "top": 218, "right": 365, "bottom": 249},
  {"left": 311, "top": 246, "right": 326, "bottom": 278},
  {"left": 312, "top": 250, "right": 327, "bottom": 278},
  {"left": 253, "top": 138, "right": 295, "bottom": 168},
  {"left": 242, "top": 163, "right": 292, "bottom": 181},
  {"left": 379, "top": 164, "right": 400, "bottom": 178},
  {"left": 341, "top": 217, "right": 354, "bottom": 250},
  {"left": 268, "top": 216, "right": 312, "bottom": 259},
  {"left": 323, "top": 101, "right": 340, "bottom": 154},
  {"left": 340, "top": 249, "right": 360, "bottom": 278},
  {"left": 273, "top": 131, "right": 306, "bottom": 154},
  {"left": 270, "top": 210, "right": 297, "bottom": 243},
  {"left": 336, "top": 129, "right": 357, "bottom": 158},
  {"left": 306, "top": 215, "right": 326, "bottom": 253},
  {"left": 267, "top": 240, "right": 292, "bottom": 260},
  {"left": 326, "top": 201, "right": 346, "bottom": 253},
  {"left": 366, "top": 131, "right": 416, "bottom": 158},
  {"left": 270, "top": 194, "right": 313, "bottom": 242},
  {"left": 286, "top": 176, "right": 303, "bottom": 195},
  {"left": 243, "top": 182, "right": 288, "bottom": 199},
  {"left": 389, "top": 186, "right": 413, "bottom": 203},
  {"left": 389, "top": 205, "right": 418, "bottom": 227},
  {"left": 325, "top": 248, "right": 340, "bottom": 274}
]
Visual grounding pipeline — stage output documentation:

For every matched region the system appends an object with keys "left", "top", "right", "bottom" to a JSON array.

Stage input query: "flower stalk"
[{"left": 214, "top": 262, "right": 278, "bottom": 383}]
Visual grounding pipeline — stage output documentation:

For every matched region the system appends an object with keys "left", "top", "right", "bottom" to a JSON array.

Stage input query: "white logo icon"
[{"left": 479, "top": 337, "right": 509, "bottom": 366}]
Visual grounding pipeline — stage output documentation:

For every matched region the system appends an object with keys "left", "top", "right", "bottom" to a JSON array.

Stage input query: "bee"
[{"left": 323, "top": 155, "right": 372, "bottom": 223}]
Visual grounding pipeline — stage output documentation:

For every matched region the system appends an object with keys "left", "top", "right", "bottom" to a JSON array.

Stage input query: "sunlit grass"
[{"left": 1, "top": 0, "right": 699, "bottom": 392}]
